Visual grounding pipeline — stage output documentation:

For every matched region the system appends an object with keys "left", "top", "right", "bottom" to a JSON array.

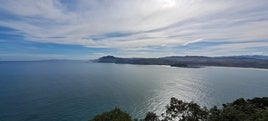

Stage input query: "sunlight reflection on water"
[{"left": 0, "top": 62, "right": 267, "bottom": 120}]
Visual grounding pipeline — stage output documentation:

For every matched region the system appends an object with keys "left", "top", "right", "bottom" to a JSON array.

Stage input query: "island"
[{"left": 94, "top": 55, "right": 268, "bottom": 69}]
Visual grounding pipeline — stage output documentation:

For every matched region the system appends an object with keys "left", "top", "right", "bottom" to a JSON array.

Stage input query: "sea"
[{"left": 0, "top": 61, "right": 267, "bottom": 121}]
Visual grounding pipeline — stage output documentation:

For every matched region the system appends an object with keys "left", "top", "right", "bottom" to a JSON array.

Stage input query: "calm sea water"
[{"left": 0, "top": 61, "right": 267, "bottom": 121}]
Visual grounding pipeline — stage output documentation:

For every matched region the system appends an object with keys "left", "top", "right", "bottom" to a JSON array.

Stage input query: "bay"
[{"left": 0, "top": 61, "right": 267, "bottom": 121}]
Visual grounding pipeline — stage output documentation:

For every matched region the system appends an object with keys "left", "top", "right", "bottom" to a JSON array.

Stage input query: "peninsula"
[{"left": 95, "top": 55, "right": 268, "bottom": 69}]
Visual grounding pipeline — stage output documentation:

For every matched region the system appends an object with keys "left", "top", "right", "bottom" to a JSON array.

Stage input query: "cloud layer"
[{"left": 1, "top": 0, "right": 268, "bottom": 58}]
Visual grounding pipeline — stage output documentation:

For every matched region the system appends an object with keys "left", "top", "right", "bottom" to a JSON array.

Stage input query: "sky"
[{"left": 0, "top": 0, "right": 268, "bottom": 61}]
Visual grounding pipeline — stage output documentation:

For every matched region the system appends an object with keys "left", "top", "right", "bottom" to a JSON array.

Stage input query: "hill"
[{"left": 95, "top": 55, "right": 268, "bottom": 69}]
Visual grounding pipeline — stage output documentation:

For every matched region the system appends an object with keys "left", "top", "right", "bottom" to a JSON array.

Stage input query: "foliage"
[
  {"left": 161, "top": 97, "right": 208, "bottom": 121},
  {"left": 211, "top": 97, "right": 268, "bottom": 121},
  {"left": 90, "top": 108, "right": 132, "bottom": 121},
  {"left": 144, "top": 112, "right": 160, "bottom": 121},
  {"left": 90, "top": 97, "right": 268, "bottom": 121}
]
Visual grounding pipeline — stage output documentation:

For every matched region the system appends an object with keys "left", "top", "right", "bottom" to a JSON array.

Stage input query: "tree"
[
  {"left": 208, "top": 106, "right": 221, "bottom": 121},
  {"left": 144, "top": 112, "right": 160, "bottom": 121},
  {"left": 90, "top": 97, "right": 268, "bottom": 121},
  {"left": 216, "top": 97, "right": 268, "bottom": 121},
  {"left": 90, "top": 108, "right": 132, "bottom": 121},
  {"left": 161, "top": 97, "right": 208, "bottom": 121}
]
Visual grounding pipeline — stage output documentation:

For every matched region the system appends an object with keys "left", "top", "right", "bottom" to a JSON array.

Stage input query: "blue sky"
[{"left": 0, "top": 0, "right": 268, "bottom": 60}]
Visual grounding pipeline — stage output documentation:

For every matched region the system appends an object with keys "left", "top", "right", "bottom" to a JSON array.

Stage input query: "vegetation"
[
  {"left": 90, "top": 97, "right": 268, "bottom": 121},
  {"left": 95, "top": 55, "right": 268, "bottom": 69},
  {"left": 90, "top": 108, "right": 131, "bottom": 121}
]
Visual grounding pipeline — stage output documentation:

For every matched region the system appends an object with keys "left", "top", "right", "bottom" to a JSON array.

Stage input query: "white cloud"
[
  {"left": 183, "top": 39, "right": 204, "bottom": 46},
  {"left": 184, "top": 41, "right": 268, "bottom": 56},
  {"left": 0, "top": 0, "right": 268, "bottom": 56}
]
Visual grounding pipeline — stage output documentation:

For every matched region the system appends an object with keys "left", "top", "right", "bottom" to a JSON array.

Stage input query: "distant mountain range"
[
  {"left": 225, "top": 55, "right": 268, "bottom": 60},
  {"left": 95, "top": 55, "right": 268, "bottom": 69}
]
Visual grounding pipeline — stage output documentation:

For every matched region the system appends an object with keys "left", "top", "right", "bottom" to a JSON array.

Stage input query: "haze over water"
[{"left": 0, "top": 61, "right": 267, "bottom": 121}]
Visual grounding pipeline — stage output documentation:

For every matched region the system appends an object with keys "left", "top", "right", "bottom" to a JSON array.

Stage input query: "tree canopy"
[
  {"left": 90, "top": 97, "right": 268, "bottom": 121},
  {"left": 90, "top": 108, "right": 132, "bottom": 121}
]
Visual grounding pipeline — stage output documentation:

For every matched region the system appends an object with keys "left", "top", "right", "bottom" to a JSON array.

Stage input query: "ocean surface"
[{"left": 0, "top": 61, "right": 267, "bottom": 121}]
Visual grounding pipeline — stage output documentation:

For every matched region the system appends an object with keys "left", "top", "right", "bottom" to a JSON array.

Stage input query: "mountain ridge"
[{"left": 95, "top": 55, "right": 268, "bottom": 69}]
